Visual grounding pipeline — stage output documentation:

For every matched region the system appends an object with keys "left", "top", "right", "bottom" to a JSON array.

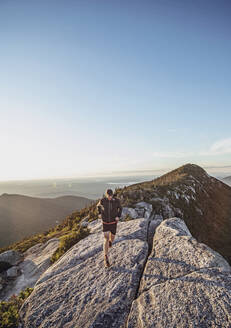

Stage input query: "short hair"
[{"left": 105, "top": 188, "right": 113, "bottom": 196}]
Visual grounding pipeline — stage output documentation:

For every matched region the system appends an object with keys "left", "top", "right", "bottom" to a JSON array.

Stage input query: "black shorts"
[{"left": 102, "top": 222, "right": 117, "bottom": 235}]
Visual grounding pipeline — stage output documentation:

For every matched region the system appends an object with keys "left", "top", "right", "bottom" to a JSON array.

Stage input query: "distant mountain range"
[{"left": 0, "top": 193, "right": 94, "bottom": 248}]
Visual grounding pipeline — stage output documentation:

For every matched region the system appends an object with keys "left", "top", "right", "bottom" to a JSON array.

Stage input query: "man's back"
[{"left": 97, "top": 196, "right": 122, "bottom": 223}]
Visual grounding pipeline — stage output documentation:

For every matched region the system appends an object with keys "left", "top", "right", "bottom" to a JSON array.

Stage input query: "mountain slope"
[
  {"left": 115, "top": 163, "right": 231, "bottom": 264},
  {"left": 0, "top": 193, "right": 93, "bottom": 248}
]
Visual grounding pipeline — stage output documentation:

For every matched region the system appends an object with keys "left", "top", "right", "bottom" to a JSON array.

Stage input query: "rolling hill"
[{"left": 0, "top": 193, "right": 94, "bottom": 248}]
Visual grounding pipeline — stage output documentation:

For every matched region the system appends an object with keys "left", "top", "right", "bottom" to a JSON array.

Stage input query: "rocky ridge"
[
  {"left": 18, "top": 208, "right": 231, "bottom": 327},
  {"left": 1, "top": 163, "right": 231, "bottom": 326}
]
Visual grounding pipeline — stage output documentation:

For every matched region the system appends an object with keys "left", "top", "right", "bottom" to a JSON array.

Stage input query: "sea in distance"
[{"left": 0, "top": 174, "right": 159, "bottom": 201}]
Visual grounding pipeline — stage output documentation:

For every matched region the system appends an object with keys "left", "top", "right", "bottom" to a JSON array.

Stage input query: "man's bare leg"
[
  {"left": 103, "top": 231, "right": 111, "bottom": 267},
  {"left": 103, "top": 231, "right": 109, "bottom": 256},
  {"left": 110, "top": 232, "right": 115, "bottom": 243}
]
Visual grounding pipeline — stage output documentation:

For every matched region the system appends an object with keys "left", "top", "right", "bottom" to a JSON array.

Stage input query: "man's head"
[{"left": 105, "top": 188, "right": 113, "bottom": 199}]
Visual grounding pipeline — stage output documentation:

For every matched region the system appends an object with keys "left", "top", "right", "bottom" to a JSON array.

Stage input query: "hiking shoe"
[
  {"left": 104, "top": 254, "right": 110, "bottom": 267},
  {"left": 109, "top": 240, "right": 112, "bottom": 248}
]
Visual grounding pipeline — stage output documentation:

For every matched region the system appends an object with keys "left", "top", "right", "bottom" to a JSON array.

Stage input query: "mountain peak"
[
  {"left": 174, "top": 163, "right": 207, "bottom": 175},
  {"left": 173, "top": 163, "right": 209, "bottom": 179},
  {"left": 115, "top": 163, "right": 231, "bottom": 264},
  {"left": 151, "top": 163, "right": 209, "bottom": 187}
]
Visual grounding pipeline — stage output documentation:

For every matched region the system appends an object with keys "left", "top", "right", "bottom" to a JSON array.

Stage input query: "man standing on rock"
[{"left": 97, "top": 188, "right": 122, "bottom": 267}]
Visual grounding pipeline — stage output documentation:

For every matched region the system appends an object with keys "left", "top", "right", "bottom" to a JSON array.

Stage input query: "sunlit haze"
[{"left": 1, "top": 0, "right": 231, "bottom": 181}]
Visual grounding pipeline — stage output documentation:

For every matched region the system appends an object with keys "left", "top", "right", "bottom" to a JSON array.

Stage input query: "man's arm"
[
  {"left": 96, "top": 199, "right": 101, "bottom": 214},
  {"left": 96, "top": 199, "right": 103, "bottom": 219},
  {"left": 117, "top": 199, "right": 122, "bottom": 218}
]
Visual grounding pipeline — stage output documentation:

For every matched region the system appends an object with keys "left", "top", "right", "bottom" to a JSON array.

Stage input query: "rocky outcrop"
[
  {"left": 114, "top": 201, "right": 153, "bottom": 221},
  {"left": 0, "top": 238, "right": 60, "bottom": 301},
  {"left": 0, "top": 250, "right": 23, "bottom": 267},
  {"left": 127, "top": 217, "right": 231, "bottom": 327},
  {"left": 19, "top": 218, "right": 150, "bottom": 328}
]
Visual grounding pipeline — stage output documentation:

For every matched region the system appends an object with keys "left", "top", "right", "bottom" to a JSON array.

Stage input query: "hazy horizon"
[
  {"left": 0, "top": 164, "right": 230, "bottom": 200},
  {"left": 0, "top": 163, "right": 230, "bottom": 183},
  {"left": 0, "top": 173, "right": 159, "bottom": 200}
]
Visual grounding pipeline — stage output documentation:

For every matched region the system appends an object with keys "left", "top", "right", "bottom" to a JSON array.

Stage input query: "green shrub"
[
  {"left": 50, "top": 226, "right": 90, "bottom": 263},
  {"left": 124, "top": 214, "right": 133, "bottom": 221},
  {"left": 0, "top": 287, "right": 33, "bottom": 328}
]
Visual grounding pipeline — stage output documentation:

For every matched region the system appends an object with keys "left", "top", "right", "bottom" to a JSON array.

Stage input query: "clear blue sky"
[{"left": 0, "top": 0, "right": 231, "bottom": 180}]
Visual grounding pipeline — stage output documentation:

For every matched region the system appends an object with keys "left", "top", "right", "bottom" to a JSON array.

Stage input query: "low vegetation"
[
  {"left": 0, "top": 287, "right": 33, "bottom": 328},
  {"left": 124, "top": 214, "right": 133, "bottom": 221},
  {"left": 50, "top": 225, "right": 90, "bottom": 263}
]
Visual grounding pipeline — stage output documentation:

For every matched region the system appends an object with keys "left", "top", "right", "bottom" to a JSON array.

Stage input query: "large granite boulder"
[
  {"left": 6, "top": 266, "right": 21, "bottom": 278},
  {"left": 0, "top": 250, "right": 23, "bottom": 266},
  {"left": 19, "top": 218, "right": 149, "bottom": 328},
  {"left": 121, "top": 207, "right": 139, "bottom": 219},
  {"left": 120, "top": 202, "right": 153, "bottom": 221},
  {"left": 127, "top": 217, "right": 231, "bottom": 327},
  {"left": 135, "top": 202, "right": 153, "bottom": 219}
]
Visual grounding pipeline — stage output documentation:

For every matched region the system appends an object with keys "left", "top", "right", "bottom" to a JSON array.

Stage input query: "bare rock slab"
[
  {"left": 127, "top": 217, "right": 231, "bottom": 328},
  {"left": 19, "top": 218, "right": 149, "bottom": 328}
]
